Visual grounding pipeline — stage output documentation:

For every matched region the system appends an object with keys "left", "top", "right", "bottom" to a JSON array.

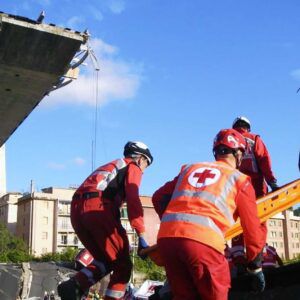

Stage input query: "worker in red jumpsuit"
[
  {"left": 57, "top": 141, "right": 153, "bottom": 300},
  {"left": 231, "top": 116, "right": 278, "bottom": 272},
  {"left": 152, "top": 129, "right": 267, "bottom": 300},
  {"left": 262, "top": 243, "right": 283, "bottom": 269},
  {"left": 232, "top": 116, "right": 278, "bottom": 197}
]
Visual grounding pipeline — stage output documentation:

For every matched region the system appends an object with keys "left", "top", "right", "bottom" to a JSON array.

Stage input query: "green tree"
[
  {"left": 133, "top": 255, "right": 166, "bottom": 281},
  {"left": 0, "top": 222, "right": 31, "bottom": 262}
]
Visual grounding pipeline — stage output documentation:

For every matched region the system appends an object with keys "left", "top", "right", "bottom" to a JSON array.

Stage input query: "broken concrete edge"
[
  {"left": 19, "top": 262, "right": 32, "bottom": 300},
  {"left": 0, "top": 11, "right": 89, "bottom": 44}
]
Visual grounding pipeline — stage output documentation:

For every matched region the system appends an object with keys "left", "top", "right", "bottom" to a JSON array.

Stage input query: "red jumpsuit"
[
  {"left": 152, "top": 161, "right": 266, "bottom": 300},
  {"left": 235, "top": 128, "right": 276, "bottom": 198},
  {"left": 71, "top": 158, "right": 145, "bottom": 300},
  {"left": 232, "top": 128, "right": 276, "bottom": 266}
]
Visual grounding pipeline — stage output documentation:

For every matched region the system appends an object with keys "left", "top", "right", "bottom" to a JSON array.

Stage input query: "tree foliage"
[
  {"left": 33, "top": 247, "right": 78, "bottom": 262},
  {"left": 0, "top": 222, "right": 31, "bottom": 262},
  {"left": 133, "top": 255, "right": 166, "bottom": 281}
]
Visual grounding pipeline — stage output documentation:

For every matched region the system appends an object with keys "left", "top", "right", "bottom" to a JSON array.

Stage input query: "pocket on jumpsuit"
[{"left": 83, "top": 197, "right": 103, "bottom": 212}]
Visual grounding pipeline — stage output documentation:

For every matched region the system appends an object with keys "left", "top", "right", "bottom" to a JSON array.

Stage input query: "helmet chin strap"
[{"left": 232, "top": 150, "right": 240, "bottom": 168}]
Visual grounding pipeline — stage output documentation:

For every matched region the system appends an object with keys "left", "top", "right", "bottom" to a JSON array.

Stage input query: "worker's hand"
[
  {"left": 268, "top": 181, "right": 279, "bottom": 192},
  {"left": 137, "top": 236, "right": 149, "bottom": 260},
  {"left": 247, "top": 268, "right": 265, "bottom": 293}
]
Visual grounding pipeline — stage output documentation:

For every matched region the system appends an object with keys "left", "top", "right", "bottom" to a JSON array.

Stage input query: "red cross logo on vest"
[{"left": 188, "top": 167, "right": 221, "bottom": 188}]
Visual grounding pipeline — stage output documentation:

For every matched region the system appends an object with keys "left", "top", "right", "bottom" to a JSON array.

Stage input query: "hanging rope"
[{"left": 88, "top": 43, "right": 107, "bottom": 171}]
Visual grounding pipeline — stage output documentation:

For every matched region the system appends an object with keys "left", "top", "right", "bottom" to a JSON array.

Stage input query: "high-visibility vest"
[
  {"left": 239, "top": 132, "right": 259, "bottom": 175},
  {"left": 262, "top": 246, "right": 278, "bottom": 268},
  {"left": 158, "top": 161, "right": 249, "bottom": 253}
]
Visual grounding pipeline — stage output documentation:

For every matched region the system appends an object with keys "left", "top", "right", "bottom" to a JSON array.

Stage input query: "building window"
[
  {"left": 269, "top": 220, "right": 276, "bottom": 227},
  {"left": 279, "top": 232, "right": 283, "bottom": 237},
  {"left": 280, "top": 242, "right": 283, "bottom": 248},
  {"left": 271, "top": 231, "right": 277, "bottom": 238},
  {"left": 295, "top": 223, "right": 298, "bottom": 228},
  {"left": 291, "top": 232, "right": 294, "bottom": 238},
  {"left": 59, "top": 217, "right": 70, "bottom": 230},
  {"left": 74, "top": 236, "right": 78, "bottom": 245},
  {"left": 61, "top": 235, "right": 68, "bottom": 245},
  {"left": 42, "top": 216, "right": 48, "bottom": 225},
  {"left": 42, "top": 232, "right": 48, "bottom": 240}
]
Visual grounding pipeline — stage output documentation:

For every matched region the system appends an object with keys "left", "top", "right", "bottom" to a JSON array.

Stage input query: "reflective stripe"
[
  {"left": 91, "top": 259, "right": 107, "bottom": 276},
  {"left": 244, "top": 137, "right": 258, "bottom": 172},
  {"left": 80, "top": 268, "right": 96, "bottom": 284},
  {"left": 171, "top": 169, "right": 240, "bottom": 226},
  {"left": 161, "top": 213, "right": 224, "bottom": 238},
  {"left": 95, "top": 159, "right": 127, "bottom": 191},
  {"left": 105, "top": 288, "right": 125, "bottom": 299},
  {"left": 263, "top": 262, "right": 276, "bottom": 267},
  {"left": 266, "top": 247, "right": 277, "bottom": 256}
]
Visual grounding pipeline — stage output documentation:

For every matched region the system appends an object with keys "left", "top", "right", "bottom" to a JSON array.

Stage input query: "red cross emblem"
[{"left": 188, "top": 167, "right": 220, "bottom": 188}]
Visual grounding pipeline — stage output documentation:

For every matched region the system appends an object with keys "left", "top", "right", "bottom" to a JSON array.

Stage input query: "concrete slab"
[{"left": 0, "top": 12, "right": 88, "bottom": 147}]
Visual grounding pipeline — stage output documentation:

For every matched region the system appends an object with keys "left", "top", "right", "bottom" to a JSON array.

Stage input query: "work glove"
[
  {"left": 137, "top": 236, "right": 149, "bottom": 260},
  {"left": 247, "top": 268, "right": 265, "bottom": 293},
  {"left": 268, "top": 180, "right": 279, "bottom": 192}
]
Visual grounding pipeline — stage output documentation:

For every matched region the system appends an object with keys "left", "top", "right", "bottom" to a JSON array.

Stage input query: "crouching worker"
[
  {"left": 57, "top": 141, "right": 153, "bottom": 300},
  {"left": 152, "top": 129, "right": 267, "bottom": 300}
]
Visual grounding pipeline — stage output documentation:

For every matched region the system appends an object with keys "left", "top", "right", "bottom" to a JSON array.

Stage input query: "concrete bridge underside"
[{"left": 0, "top": 12, "right": 87, "bottom": 147}]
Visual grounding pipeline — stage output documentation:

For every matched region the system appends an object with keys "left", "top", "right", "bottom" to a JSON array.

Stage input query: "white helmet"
[
  {"left": 232, "top": 116, "right": 251, "bottom": 130},
  {"left": 123, "top": 141, "right": 153, "bottom": 165}
]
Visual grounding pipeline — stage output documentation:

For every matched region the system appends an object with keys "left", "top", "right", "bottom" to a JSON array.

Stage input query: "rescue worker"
[
  {"left": 231, "top": 116, "right": 278, "bottom": 271},
  {"left": 232, "top": 116, "right": 278, "bottom": 197},
  {"left": 57, "top": 141, "right": 153, "bottom": 300},
  {"left": 152, "top": 129, "right": 266, "bottom": 300},
  {"left": 262, "top": 243, "right": 283, "bottom": 269}
]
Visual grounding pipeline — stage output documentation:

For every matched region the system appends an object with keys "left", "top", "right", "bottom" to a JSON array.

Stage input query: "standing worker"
[
  {"left": 231, "top": 116, "right": 278, "bottom": 269},
  {"left": 57, "top": 141, "right": 153, "bottom": 300},
  {"left": 152, "top": 129, "right": 266, "bottom": 300},
  {"left": 232, "top": 116, "right": 278, "bottom": 197}
]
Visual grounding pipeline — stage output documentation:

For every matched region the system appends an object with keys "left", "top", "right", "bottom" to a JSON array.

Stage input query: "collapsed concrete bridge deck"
[{"left": 0, "top": 12, "right": 88, "bottom": 147}]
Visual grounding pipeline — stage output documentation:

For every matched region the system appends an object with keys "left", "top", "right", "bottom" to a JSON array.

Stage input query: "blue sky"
[{"left": 1, "top": 0, "right": 300, "bottom": 197}]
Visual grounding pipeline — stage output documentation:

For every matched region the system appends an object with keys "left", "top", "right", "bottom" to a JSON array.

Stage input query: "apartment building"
[
  {"left": 267, "top": 209, "right": 300, "bottom": 259},
  {"left": 16, "top": 187, "right": 82, "bottom": 256},
  {"left": 0, "top": 192, "right": 22, "bottom": 235},
  {"left": 2, "top": 186, "right": 298, "bottom": 259},
  {"left": 14, "top": 188, "right": 160, "bottom": 256},
  {"left": 120, "top": 196, "right": 160, "bottom": 248}
]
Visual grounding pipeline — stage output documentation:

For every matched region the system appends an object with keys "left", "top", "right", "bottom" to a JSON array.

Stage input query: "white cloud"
[
  {"left": 290, "top": 69, "right": 300, "bottom": 81},
  {"left": 88, "top": 5, "right": 104, "bottom": 21},
  {"left": 107, "top": 0, "right": 125, "bottom": 14},
  {"left": 73, "top": 157, "right": 86, "bottom": 166},
  {"left": 66, "top": 16, "right": 85, "bottom": 29},
  {"left": 47, "top": 162, "right": 66, "bottom": 170},
  {"left": 44, "top": 38, "right": 142, "bottom": 107}
]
